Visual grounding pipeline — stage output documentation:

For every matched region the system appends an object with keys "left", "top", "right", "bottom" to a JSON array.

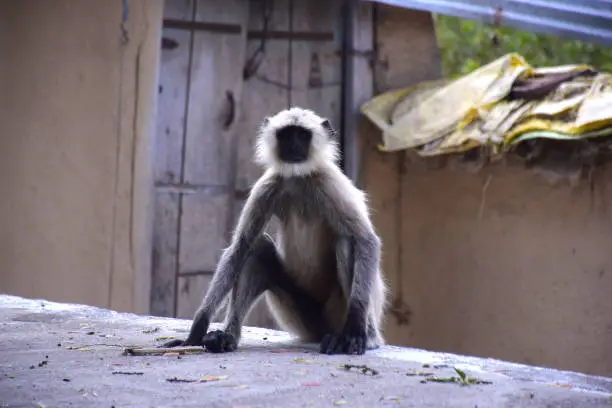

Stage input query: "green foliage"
[{"left": 433, "top": 14, "right": 612, "bottom": 78}]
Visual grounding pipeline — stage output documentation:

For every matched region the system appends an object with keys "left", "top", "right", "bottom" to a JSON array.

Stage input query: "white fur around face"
[{"left": 254, "top": 107, "right": 340, "bottom": 177}]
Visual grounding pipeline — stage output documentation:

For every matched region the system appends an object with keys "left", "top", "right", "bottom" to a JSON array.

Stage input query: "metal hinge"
[
  {"left": 334, "top": 48, "right": 388, "bottom": 70},
  {"left": 155, "top": 182, "right": 249, "bottom": 200}
]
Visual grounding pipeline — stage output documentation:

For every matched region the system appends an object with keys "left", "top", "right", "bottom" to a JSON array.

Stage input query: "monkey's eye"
[
  {"left": 296, "top": 127, "right": 312, "bottom": 140},
  {"left": 276, "top": 125, "right": 312, "bottom": 142}
]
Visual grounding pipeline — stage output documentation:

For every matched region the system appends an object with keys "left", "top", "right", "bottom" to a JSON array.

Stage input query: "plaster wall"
[{"left": 0, "top": 0, "right": 163, "bottom": 314}]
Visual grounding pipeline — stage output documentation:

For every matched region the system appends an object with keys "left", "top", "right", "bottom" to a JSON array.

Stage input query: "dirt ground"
[{"left": 0, "top": 294, "right": 610, "bottom": 407}]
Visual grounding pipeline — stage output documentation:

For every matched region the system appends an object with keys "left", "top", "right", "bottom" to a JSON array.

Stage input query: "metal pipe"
[
  {"left": 362, "top": 0, "right": 612, "bottom": 47},
  {"left": 340, "top": 0, "right": 359, "bottom": 183}
]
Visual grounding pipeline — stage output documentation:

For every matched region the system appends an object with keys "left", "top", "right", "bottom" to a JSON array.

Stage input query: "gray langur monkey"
[{"left": 163, "top": 107, "right": 388, "bottom": 355}]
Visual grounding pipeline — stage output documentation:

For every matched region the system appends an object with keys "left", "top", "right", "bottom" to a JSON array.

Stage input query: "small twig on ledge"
[
  {"left": 122, "top": 346, "right": 205, "bottom": 356},
  {"left": 166, "top": 375, "right": 228, "bottom": 383},
  {"left": 65, "top": 344, "right": 138, "bottom": 350},
  {"left": 341, "top": 364, "right": 379, "bottom": 376},
  {"left": 166, "top": 377, "right": 199, "bottom": 383}
]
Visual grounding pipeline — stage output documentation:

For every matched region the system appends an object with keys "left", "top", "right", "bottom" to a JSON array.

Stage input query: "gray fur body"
[{"left": 165, "top": 108, "right": 388, "bottom": 355}]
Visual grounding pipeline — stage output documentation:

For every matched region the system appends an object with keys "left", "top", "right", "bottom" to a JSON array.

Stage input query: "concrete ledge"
[{"left": 0, "top": 294, "right": 610, "bottom": 407}]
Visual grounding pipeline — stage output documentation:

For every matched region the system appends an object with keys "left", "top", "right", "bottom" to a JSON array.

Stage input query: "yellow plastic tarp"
[{"left": 360, "top": 53, "right": 612, "bottom": 157}]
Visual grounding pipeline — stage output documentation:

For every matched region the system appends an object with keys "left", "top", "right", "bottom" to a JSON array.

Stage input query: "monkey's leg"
[
  {"left": 200, "top": 234, "right": 325, "bottom": 353},
  {"left": 160, "top": 240, "right": 260, "bottom": 349},
  {"left": 161, "top": 235, "right": 270, "bottom": 350},
  {"left": 199, "top": 236, "right": 273, "bottom": 353},
  {"left": 162, "top": 174, "right": 276, "bottom": 349}
]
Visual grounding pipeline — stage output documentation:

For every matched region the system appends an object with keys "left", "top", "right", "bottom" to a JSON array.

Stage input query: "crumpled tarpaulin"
[{"left": 361, "top": 53, "right": 612, "bottom": 157}]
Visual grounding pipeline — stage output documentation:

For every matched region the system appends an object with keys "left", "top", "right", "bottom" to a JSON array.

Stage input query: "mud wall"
[{"left": 359, "top": 4, "right": 612, "bottom": 377}]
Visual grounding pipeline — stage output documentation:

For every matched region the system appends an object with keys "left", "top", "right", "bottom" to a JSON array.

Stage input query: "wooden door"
[{"left": 151, "top": 0, "right": 343, "bottom": 329}]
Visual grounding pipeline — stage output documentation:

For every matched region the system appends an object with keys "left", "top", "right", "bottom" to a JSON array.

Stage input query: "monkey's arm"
[
  {"left": 344, "top": 232, "right": 381, "bottom": 334},
  {"left": 322, "top": 231, "right": 380, "bottom": 355},
  {"left": 321, "top": 175, "right": 381, "bottom": 354},
  {"left": 167, "top": 175, "right": 278, "bottom": 347}
]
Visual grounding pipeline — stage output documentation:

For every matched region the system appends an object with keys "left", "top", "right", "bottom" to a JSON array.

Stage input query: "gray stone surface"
[{"left": 0, "top": 294, "right": 610, "bottom": 408}]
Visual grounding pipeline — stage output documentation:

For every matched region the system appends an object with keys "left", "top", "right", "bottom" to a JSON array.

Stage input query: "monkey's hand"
[
  {"left": 159, "top": 331, "right": 237, "bottom": 352},
  {"left": 159, "top": 313, "right": 211, "bottom": 348},
  {"left": 158, "top": 331, "right": 237, "bottom": 353},
  {"left": 320, "top": 326, "right": 367, "bottom": 355},
  {"left": 158, "top": 338, "right": 201, "bottom": 348}
]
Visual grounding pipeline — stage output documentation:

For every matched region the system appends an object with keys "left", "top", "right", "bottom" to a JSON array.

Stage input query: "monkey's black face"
[{"left": 276, "top": 125, "right": 313, "bottom": 163}]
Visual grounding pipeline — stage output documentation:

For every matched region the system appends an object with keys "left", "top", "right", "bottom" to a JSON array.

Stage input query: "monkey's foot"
[
  {"left": 320, "top": 333, "right": 366, "bottom": 355},
  {"left": 202, "top": 330, "right": 237, "bottom": 353}
]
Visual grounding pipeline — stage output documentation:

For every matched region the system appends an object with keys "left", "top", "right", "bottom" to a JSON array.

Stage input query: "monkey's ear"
[
  {"left": 321, "top": 119, "right": 338, "bottom": 140},
  {"left": 261, "top": 116, "right": 271, "bottom": 127}
]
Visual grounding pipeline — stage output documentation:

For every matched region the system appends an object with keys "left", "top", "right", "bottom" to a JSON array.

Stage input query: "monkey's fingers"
[
  {"left": 345, "top": 336, "right": 366, "bottom": 355},
  {"left": 321, "top": 333, "right": 367, "bottom": 355},
  {"left": 202, "top": 330, "right": 237, "bottom": 353},
  {"left": 159, "top": 339, "right": 186, "bottom": 348},
  {"left": 320, "top": 333, "right": 343, "bottom": 355},
  {"left": 320, "top": 334, "right": 332, "bottom": 354}
]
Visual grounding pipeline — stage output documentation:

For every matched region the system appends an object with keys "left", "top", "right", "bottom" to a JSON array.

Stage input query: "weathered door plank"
[
  {"left": 176, "top": 0, "right": 250, "bottom": 320},
  {"left": 289, "top": 0, "right": 343, "bottom": 142},
  {"left": 150, "top": 0, "right": 195, "bottom": 317}
]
